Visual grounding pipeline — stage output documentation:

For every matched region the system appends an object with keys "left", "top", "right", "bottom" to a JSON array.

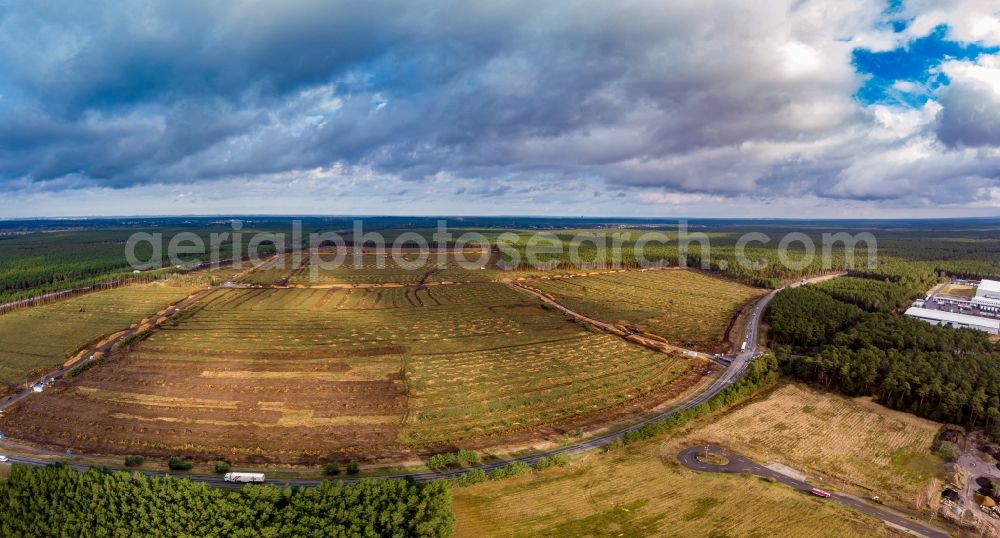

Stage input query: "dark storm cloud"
[
  {"left": 937, "top": 80, "right": 1000, "bottom": 148},
  {"left": 0, "top": 0, "right": 999, "bottom": 210}
]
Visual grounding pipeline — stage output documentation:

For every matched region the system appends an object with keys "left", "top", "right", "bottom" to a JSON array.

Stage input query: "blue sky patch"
[
  {"left": 853, "top": 24, "right": 999, "bottom": 106},
  {"left": 883, "top": 0, "right": 909, "bottom": 32}
]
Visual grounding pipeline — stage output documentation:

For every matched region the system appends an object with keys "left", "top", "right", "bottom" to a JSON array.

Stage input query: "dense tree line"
[
  {"left": 497, "top": 229, "right": 1000, "bottom": 290},
  {"left": 0, "top": 228, "right": 286, "bottom": 304},
  {"left": 0, "top": 464, "right": 454, "bottom": 537},
  {"left": 769, "top": 283, "right": 1000, "bottom": 436},
  {"left": 766, "top": 287, "right": 864, "bottom": 348},
  {"left": 812, "top": 276, "right": 915, "bottom": 312}
]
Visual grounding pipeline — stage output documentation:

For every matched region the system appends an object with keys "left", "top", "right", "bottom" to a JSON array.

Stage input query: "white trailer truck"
[{"left": 224, "top": 472, "right": 265, "bottom": 483}]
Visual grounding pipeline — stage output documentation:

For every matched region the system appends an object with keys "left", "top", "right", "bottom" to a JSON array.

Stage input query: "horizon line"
[{"left": 3, "top": 213, "right": 1000, "bottom": 223}]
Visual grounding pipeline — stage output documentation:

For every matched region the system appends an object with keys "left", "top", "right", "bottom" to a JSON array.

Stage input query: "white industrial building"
[
  {"left": 905, "top": 306, "right": 1000, "bottom": 335},
  {"left": 977, "top": 279, "right": 1000, "bottom": 300},
  {"left": 974, "top": 296, "right": 1000, "bottom": 312},
  {"left": 927, "top": 279, "right": 1000, "bottom": 313}
]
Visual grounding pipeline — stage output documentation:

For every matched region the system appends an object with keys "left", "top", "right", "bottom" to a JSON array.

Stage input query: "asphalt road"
[{"left": 677, "top": 445, "right": 949, "bottom": 538}]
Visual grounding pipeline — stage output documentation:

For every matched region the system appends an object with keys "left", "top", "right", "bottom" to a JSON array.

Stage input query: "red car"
[{"left": 809, "top": 488, "right": 831, "bottom": 498}]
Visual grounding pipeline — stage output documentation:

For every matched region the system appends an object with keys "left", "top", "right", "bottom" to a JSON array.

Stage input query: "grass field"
[
  {"left": 690, "top": 383, "right": 945, "bottom": 510},
  {"left": 452, "top": 445, "right": 899, "bottom": 537},
  {"left": 528, "top": 269, "right": 764, "bottom": 351},
  {"left": 0, "top": 276, "right": 208, "bottom": 391},
  {"left": 452, "top": 382, "right": 943, "bottom": 536},
  {"left": 0, "top": 283, "right": 703, "bottom": 461},
  {"left": 937, "top": 283, "right": 976, "bottom": 299}
]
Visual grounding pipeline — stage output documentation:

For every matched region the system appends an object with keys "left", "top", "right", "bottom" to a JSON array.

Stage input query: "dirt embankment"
[{"left": 721, "top": 294, "right": 766, "bottom": 354}]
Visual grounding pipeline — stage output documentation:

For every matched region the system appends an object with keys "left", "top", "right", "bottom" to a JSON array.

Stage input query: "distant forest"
[{"left": 6, "top": 217, "right": 1000, "bottom": 302}]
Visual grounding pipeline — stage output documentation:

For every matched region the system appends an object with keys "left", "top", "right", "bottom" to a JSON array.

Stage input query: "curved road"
[
  {"left": 0, "top": 274, "right": 813, "bottom": 488},
  {"left": 677, "top": 445, "right": 949, "bottom": 538}
]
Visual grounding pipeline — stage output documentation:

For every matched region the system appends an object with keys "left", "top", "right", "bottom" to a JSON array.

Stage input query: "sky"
[{"left": 1, "top": 0, "right": 999, "bottom": 219}]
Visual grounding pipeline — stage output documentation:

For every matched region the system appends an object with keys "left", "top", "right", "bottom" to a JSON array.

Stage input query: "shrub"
[
  {"left": 167, "top": 457, "right": 192, "bottom": 471},
  {"left": 346, "top": 461, "right": 359, "bottom": 475},
  {"left": 452, "top": 469, "right": 488, "bottom": 487},
  {"left": 68, "top": 361, "right": 98, "bottom": 378},
  {"left": 603, "top": 438, "right": 624, "bottom": 452},
  {"left": 167, "top": 309, "right": 195, "bottom": 326},
  {"left": 119, "top": 329, "right": 154, "bottom": 349},
  {"left": 324, "top": 463, "right": 341, "bottom": 476},
  {"left": 534, "top": 454, "right": 571, "bottom": 470},
  {"left": 934, "top": 441, "right": 958, "bottom": 462},
  {"left": 213, "top": 461, "right": 230, "bottom": 474},
  {"left": 124, "top": 455, "right": 144, "bottom": 467},
  {"left": 426, "top": 449, "right": 480, "bottom": 470},
  {"left": 488, "top": 461, "right": 531, "bottom": 480}
]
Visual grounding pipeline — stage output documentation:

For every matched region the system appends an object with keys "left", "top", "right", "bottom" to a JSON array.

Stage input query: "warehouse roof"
[
  {"left": 905, "top": 307, "right": 1000, "bottom": 329},
  {"left": 977, "top": 279, "right": 1000, "bottom": 295},
  {"left": 973, "top": 296, "right": 1000, "bottom": 307}
]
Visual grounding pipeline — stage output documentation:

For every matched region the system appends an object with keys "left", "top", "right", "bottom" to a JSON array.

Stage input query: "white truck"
[{"left": 224, "top": 472, "right": 265, "bottom": 483}]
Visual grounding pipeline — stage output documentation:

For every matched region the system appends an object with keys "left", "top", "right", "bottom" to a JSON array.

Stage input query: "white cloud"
[
  {"left": 942, "top": 53, "right": 1000, "bottom": 93},
  {"left": 902, "top": 0, "right": 1000, "bottom": 45},
  {"left": 634, "top": 191, "right": 725, "bottom": 205},
  {"left": 891, "top": 80, "right": 922, "bottom": 93}
]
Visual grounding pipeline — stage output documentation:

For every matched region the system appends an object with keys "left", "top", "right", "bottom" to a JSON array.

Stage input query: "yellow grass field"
[
  {"left": 452, "top": 447, "right": 898, "bottom": 537},
  {"left": 452, "top": 383, "right": 944, "bottom": 536},
  {"left": 691, "top": 383, "right": 944, "bottom": 509}
]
